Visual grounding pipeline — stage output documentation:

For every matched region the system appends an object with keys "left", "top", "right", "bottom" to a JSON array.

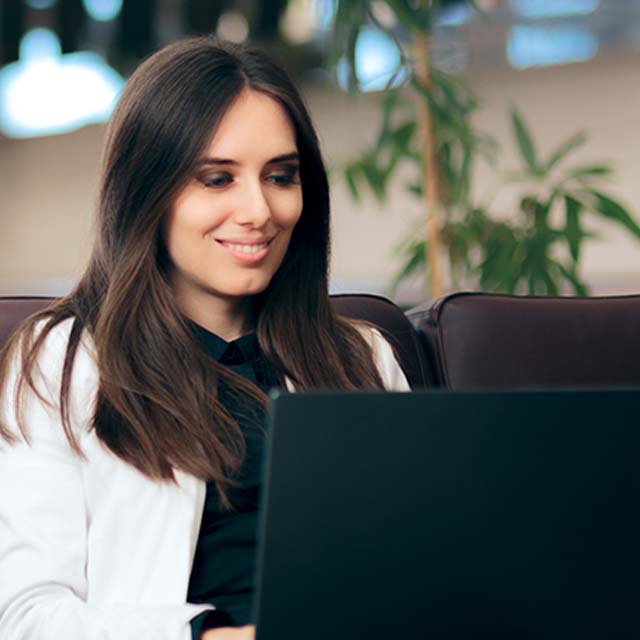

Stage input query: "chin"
[{"left": 224, "top": 278, "right": 271, "bottom": 298}]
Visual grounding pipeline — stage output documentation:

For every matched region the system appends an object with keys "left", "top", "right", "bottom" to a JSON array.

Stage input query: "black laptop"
[{"left": 254, "top": 389, "right": 640, "bottom": 639}]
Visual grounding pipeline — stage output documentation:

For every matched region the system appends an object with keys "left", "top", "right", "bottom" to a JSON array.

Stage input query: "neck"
[{"left": 175, "top": 289, "right": 253, "bottom": 342}]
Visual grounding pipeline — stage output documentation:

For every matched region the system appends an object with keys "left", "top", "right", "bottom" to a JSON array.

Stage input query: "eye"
[
  {"left": 199, "top": 173, "right": 232, "bottom": 188},
  {"left": 266, "top": 165, "right": 301, "bottom": 187}
]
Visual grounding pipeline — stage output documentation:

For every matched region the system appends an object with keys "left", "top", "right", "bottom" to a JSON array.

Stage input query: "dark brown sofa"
[{"left": 3, "top": 292, "right": 640, "bottom": 391}]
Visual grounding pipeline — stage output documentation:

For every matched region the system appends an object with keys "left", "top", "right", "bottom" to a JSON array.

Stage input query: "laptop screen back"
[{"left": 254, "top": 389, "right": 640, "bottom": 640}]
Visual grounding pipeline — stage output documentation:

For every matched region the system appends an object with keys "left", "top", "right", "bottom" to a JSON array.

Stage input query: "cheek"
[
  {"left": 162, "top": 210, "right": 181, "bottom": 260},
  {"left": 273, "top": 190, "right": 303, "bottom": 230},
  {"left": 165, "top": 192, "right": 225, "bottom": 248}
]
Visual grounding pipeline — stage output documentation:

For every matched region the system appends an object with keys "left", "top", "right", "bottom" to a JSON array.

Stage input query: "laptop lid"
[{"left": 254, "top": 389, "right": 640, "bottom": 639}]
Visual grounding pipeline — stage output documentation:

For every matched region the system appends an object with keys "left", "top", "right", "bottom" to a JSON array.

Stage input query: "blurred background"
[{"left": 0, "top": 0, "right": 639, "bottom": 306}]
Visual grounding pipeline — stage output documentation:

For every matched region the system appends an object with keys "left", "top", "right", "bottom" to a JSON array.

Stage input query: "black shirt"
[{"left": 188, "top": 324, "right": 280, "bottom": 638}]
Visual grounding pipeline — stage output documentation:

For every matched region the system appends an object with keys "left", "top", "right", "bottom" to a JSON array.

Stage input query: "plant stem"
[{"left": 414, "top": 32, "right": 443, "bottom": 299}]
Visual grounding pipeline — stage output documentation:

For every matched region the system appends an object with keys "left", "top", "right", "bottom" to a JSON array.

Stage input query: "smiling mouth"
[
  {"left": 217, "top": 240, "right": 270, "bottom": 254},
  {"left": 214, "top": 237, "right": 275, "bottom": 262}
]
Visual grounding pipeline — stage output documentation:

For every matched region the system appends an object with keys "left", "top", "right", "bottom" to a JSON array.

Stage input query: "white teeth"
[{"left": 226, "top": 242, "right": 268, "bottom": 254}]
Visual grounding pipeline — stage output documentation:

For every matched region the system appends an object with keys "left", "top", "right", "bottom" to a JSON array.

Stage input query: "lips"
[
  {"left": 214, "top": 236, "right": 274, "bottom": 263},
  {"left": 218, "top": 240, "right": 269, "bottom": 254}
]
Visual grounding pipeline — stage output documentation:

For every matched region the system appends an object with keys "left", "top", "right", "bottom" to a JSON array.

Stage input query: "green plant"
[
  {"left": 331, "top": 0, "right": 492, "bottom": 297},
  {"left": 329, "top": 0, "right": 639, "bottom": 297},
  {"left": 392, "top": 110, "right": 640, "bottom": 295}
]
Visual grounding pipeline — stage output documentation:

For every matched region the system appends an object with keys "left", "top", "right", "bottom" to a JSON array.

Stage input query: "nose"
[{"left": 233, "top": 179, "right": 272, "bottom": 228}]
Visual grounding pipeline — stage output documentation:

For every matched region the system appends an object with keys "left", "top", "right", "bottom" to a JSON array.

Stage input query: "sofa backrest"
[
  {"left": 331, "top": 293, "right": 431, "bottom": 389},
  {"left": 0, "top": 294, "right": 430, "bottom": 390},
  {"left": 0, "top": 296, "right": 53, "bottom": 350},
  {"left": 409, "top": 292, "right": 640, "bottom": 389}
]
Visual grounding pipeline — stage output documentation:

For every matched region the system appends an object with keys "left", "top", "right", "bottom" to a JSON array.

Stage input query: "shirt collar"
[{"left": 189, "top": 321, "right": 260, "bottom": 364}]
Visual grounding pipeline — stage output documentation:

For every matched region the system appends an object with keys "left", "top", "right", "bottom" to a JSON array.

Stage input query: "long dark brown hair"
[{"left": 0, "top": 37, "right": 385, "bottom": 507}]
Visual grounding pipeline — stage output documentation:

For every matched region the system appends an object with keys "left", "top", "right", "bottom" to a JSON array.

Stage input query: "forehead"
[{"left": 205, "top": 89, "right": 297, "bottom": 159}]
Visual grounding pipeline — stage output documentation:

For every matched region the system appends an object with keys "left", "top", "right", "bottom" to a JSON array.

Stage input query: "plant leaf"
[
  {"left": 329, "top": 1, "right": 368, "bottom": 66},
  {"left": 430, "top": 67, "right": 476, "bottom": 116},
  {"left": 361, "top": 157, "right": 386, "bottom": 202},
  {"left": 478, "top": 224, "right": 520, "bottom": 292},
  {"left": 391, "top": 121, "right": 416, "bottom": 154},
  {"left": 345, "top": 23, "right": 360, "bottom": 93},
  {"left": 510, "top": 108, "right": 539, "bottom": 175},
  {"left": 544, "top": 131, "right": 587, "bottom": 173},
  {"left": 375, "top": 90, "right": 398, "bottom": 153},
  {"left": 542, "top": 268, "right": 559, "bottom": 296},
  {"left": 557, "top": 262, "right": 589, "bottom": 296},
  {"left": 344, "top": 165, "right": 360, "bottom": 202},
  {"left": 587, "top": 190, "right": 640, "bottom": 239},
  {"left": 565, "top": 165, "right": 612, "bottom": 180},
  {"left": 475, "top": 132, "right": 499, "bottom": 166},
  {"left": 389, "top": 240, "right": 426, "bottom": 295},
  {"left": 564, "top": 194, "right": 582, "bottom": 262}
]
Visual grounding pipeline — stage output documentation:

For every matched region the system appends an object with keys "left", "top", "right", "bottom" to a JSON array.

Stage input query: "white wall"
[
  {"left": 1, "top": 49, "right": 638, "bottom": 304},
  {"left": 0, "top": 125, "right": 99, "bottom": 294}
]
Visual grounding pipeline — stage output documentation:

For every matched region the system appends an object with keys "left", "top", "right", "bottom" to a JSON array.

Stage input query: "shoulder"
[
  {"left": 30, "top": 317, "right": 98, "bottom": 393},
  {"left": 355, "top": 324, "right": 411, "bottom": 392},
  {"left": 1, "top": 317, "right": 99, "bottom": 442},
  {"left": 33, "top": 316, "right": 85, "bottom": 362}
]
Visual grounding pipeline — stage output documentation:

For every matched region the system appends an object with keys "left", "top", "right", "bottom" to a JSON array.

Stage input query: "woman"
[{"left": 0, "top": 37, "right": 409, "bottom": 640}]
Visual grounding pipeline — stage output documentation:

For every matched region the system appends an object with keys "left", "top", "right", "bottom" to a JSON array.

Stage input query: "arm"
[{"left": 0, "top": 324, "right": 211, "bottom": 640}]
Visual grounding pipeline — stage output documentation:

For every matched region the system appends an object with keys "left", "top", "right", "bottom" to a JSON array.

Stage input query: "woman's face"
[{"left": 164, "top": 89, "right": 303, "bottom": 318}]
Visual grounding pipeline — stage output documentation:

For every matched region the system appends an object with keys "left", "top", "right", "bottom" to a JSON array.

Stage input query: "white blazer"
[{"left": 0, "top": 318, "right": 410, "bottom": 640}]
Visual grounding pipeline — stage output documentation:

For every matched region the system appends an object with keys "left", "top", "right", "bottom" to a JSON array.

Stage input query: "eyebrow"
[{"left": 195, "top": 152, "right": 300, "bottom": 167}]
